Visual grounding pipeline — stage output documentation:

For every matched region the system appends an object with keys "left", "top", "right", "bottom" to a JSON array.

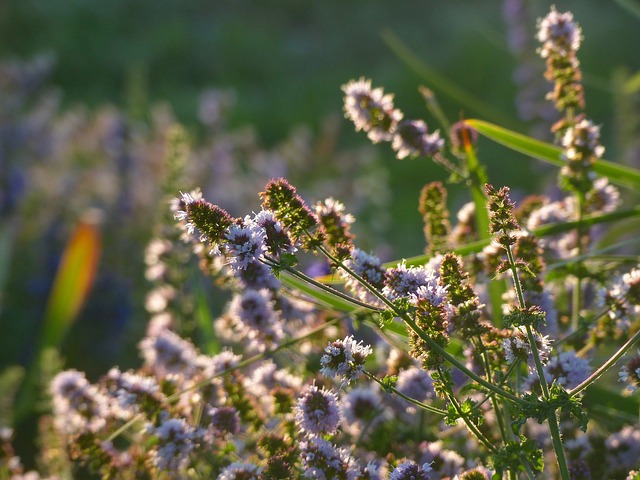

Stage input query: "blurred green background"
[{"left": 2, "top": 0, "right": 638, "bottom": 232}]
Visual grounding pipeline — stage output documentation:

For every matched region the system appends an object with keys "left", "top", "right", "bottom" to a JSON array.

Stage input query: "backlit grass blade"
[
  {"left": 281, "top": 271, "right": 358, "bottom": 313},
  {"left": 39, "top": 217, "right": 101, "bottom": 351},
  {"left": 15, "top": 215, "right": 101, "bottom": 424},
  {"left": 465, "top": 119, "right": 640, "bottom": 192}
]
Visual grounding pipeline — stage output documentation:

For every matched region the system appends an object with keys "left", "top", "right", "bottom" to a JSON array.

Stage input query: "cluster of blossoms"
[{"left": 342, "top": 78, "right": 444, "bottom": 160}]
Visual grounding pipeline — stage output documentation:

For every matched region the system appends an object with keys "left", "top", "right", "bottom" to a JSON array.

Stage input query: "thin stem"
[
  {"left": 365, "top": 371, "right": 447, "bottom": 416},
  {"left": 263, "top": 256, "right": 381, "bottom": 312},
  {"left": 569, "top": 325, "right": 640, "bottom": 396},
  {"left": 504, "top": 242, "right": 570, "bottom": 480},
  {"left": 446, "top": 391, "right": 497, "bottom": 454}
]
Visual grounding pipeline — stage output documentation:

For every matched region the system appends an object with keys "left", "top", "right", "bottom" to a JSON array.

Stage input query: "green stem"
[
  {"left": 446, "top": 390, "right": 497, "bottom": 453},
  {"left": 504, "top": 242, "right": 570, "bottom": 480},
  {"left": 264, "top": 256, "right": 381, "bottom": 312},
  {"left": 569, "top": 325, "right": 640, "bottom": 396},
  {"left": 365, "top": 371, "right": 447, "bottom": 416}
]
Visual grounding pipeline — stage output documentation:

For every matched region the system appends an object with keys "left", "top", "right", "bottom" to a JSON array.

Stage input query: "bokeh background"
[{"left": 1, "top": 0, "right": 639, "bottom": 452}]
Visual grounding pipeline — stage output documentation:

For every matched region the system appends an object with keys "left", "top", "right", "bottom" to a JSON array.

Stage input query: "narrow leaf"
[
  {"left": 281, "top": 271, "right": 358, "bottom": 313},
  {"left": 40, "top": 217, "right": 101, "bottom": 351},
  {"left": 466, "top": 119, "right": 640, "bottom": 192}
]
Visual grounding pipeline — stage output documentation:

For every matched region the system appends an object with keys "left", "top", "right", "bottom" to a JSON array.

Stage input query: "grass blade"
[{"left": 466, "top": 119, "right": 640, "bottom": 192}]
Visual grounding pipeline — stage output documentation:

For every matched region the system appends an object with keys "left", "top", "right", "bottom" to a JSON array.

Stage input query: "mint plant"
[{"left": 4, "top": 6, "right": 640, "bottom": 480}]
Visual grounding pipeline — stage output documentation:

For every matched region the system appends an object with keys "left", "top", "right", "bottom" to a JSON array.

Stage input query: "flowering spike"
[
  {"left": 259, "top": 178, "right": 322, "bottom": 249},
  {"left": 175, "top": 191, "right": 235, "bottom": 246},
  {"left": 485, "top": 184, "right": 520, "bottom": 247},
  {"left": 342, "top": 77, "right": 403, "bottom": 143},
  {"left": 418, "top": 181, "right": 451, "bottom": 254}
]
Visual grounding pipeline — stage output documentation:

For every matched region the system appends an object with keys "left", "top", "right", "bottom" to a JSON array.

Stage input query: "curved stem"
[
  {"left": 570, "top": 326, "right": 640, "bottom": 396},
  {"left": 365, "top": 371, "right": 447, "bottom": 416}
]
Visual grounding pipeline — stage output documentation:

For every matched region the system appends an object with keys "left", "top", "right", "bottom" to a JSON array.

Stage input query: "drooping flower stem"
[{"left": 364, "top": 371, "right": 447, "bottom": 416}]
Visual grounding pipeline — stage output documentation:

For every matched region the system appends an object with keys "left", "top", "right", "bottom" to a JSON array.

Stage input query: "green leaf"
[
  {"left": 280, "top": 271, "right": 358, "bottom": 312},
  {"left": 466, "top": 119, "right": 640, "bottom": 192}
]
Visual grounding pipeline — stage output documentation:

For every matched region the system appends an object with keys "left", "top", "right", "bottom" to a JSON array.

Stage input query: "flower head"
[
  {"left": 537, "top": 7, "right": 582, "bottom": 58},
  {"left": 392, "top": 120, "right": 444, "bottom": 159},
  {"left": 619, "top": 351, "right": 640, "bottom": 392},
  {"left": 218, "top": 461, "right": 262, "bottom": 480},
  {"left": 390, "top": 460, "right": 432, "bottom": 480},
  {"left": 342, "top": 77, "right": 403, "bottom": 143},
  {"left": 320, "top": 335, "right": 372, "bottom": 385},
  {"left": 294, "top": 384, "right": 342, "bottom": 437}
]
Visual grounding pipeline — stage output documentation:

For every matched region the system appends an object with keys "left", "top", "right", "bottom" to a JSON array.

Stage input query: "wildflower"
[
  {"left": 501, "top": 328, "right": 552, "bottom": 373},
  {"left": 584, "top": 176, "right": 621, "bottom": 214},
  {"left": 439, "top": 253, "right": 486, "bottom": 337},
  {"left": 300, "top": 437, "right": 359, "bottom": 479},
  {"left": 236, "top": 259, "right": 281, "bottom": 291},
  {"left": 149, "top": 417, "right": 199, "bottom": 471},
  {"left": 342, "top": 77, "right": 402, "bottom": 143},
  {"left": 253, "top": 209, "right": 297, "bottom": 258},
  {"left": 208, "top": 406, "right": 241, "bottom": 437},
  {"left": 560, "top": 118, "right": 604, "bottom": 189},
  {"left": 392, "top": 120, "right": 444, "bottom": 159},
  {"left": 218, "top": 462, "right": 262, "bottom": 480},
  {"left": 139, "top": 329, "right": 200, "bottom": 378},
  {"left": 104, "top": 368, "right": 162, "bottom": 420},
  {"left": 619, "top": 351, "right": 640, "bottom": 392},
  {"left": 315, "top": 197, "right": 355, "bottom": 252},
  {"left": 451, "top": 201, "right": 476, "bottom": 245},
  {"left": 294, "top": 384, "right": 342, "bottom": 437},
  {"left": 455, "top": 467, "right": 491, "bottom": 480},
  {"left": 340, "top": 387, "right": 385, "bottom": 435},
  {"left": 357, "top": 461, "right": 386, "bottom": 480},
  {"left": 419, "top": 440, "right": 465, "bottom": 479},
  {"left": 228, "top": 289, "right": 284, "bottom": 351},
  {"left": 383, "top": 262, "right": 441, "bottom": 301},
  {"left": 419, "top": 181, "right": 451, "bottom": 255},
  {"left": 173, "top": 190, "right": 235, "bottom": 246},
  {"left": 390, "top": 460, "right": 433, "bottom": 480},
  {"left": 223, "top": 219, "right": 267, "bottom": 271},
  {"left": 598, "top": 267, "right": 640, "bottom": 335},
  {"left": 340, "top": 248, "right": 386, "bottom": 305},
  {"left": 320, "top": 335, "right": 372, "bottom": 385},
  {"left": 485, "top": 184, "right": 520, "bottom": 247},
  {"left": 567, "top": 460, "right": 591, "bottom": 480},
  {"left": 449, "top": 120, "right": 479, "bottom": 151},
  {"left": 524, "top": 350, "right": 591, "bottom": 391},
  {"left": 50, "top": 370, "right": 110, "bottom": 435},
  {"left": 536, "top": 8, "right": 582, "bottom": 58},
  {"left": 259, "top": 178, "right": 322, "bottom": 248},
  {"left": 605, "top": 426, "right": 640, "bottom": 473},
  {"left": 395, "top": 367, "right": 435, "bottom": 404}
]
